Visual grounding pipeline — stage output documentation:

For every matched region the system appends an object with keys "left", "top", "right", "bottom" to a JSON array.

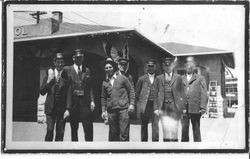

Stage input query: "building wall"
[{"left": 175, "top": 55, "right": 223, "bottom": 89}]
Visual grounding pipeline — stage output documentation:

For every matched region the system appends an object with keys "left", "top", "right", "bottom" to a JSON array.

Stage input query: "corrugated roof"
[{"left": 160, "top": 42, "right": 232, "bottom": 56}]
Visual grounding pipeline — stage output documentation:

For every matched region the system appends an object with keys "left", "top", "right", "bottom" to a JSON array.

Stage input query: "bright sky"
[{"left": 12, "top": 4, "right": 245, "bottom": 105}]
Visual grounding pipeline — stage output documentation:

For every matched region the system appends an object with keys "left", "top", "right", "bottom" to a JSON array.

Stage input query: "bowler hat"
[{"left": 74, "top": 49, "right": 84, "bottom": 57}]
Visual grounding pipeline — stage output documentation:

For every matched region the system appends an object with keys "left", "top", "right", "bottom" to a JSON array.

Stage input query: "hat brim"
[
  {"left": 103, "top": 60, "right": 117, "bottom": 68},
  {"left": 118, "top": 58, "right": 129, "bottom": 63}
]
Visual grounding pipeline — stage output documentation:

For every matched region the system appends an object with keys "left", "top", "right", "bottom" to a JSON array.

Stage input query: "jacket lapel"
[
  {"left": 189, "top": 73, "right": 197, "bottom": 84},
  {"left": 71, "top": 66, "right": 82, "bottom": 81},
  {"left": 182, "top": 75, "right": 188, "bottom": 86},
  {"left": 170, "top": 73, "right": 178, "bottom": 86},
  {"left": 145, "top": 74, "right": 151, "bottom": 86}
]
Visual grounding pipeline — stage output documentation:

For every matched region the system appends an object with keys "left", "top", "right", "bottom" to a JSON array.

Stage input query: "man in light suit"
[
  {"left": 66, "top": 49, "right": 95, "bottom": 141},
  {"left": 181, "top": 57, "right": 208, "bottom": 142},
  {"left": 136, "top": 59, "right": 159, "bottom": 141},
  {"left": 40, "top": 53, "right": 71, "bottom": 141},
  {"left": 154, "top": 57, "right": 184, "bottom": 142}
]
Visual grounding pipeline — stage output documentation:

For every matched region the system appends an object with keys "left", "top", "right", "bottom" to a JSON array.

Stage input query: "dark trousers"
[
  {"left": 45, "top": 113, "right": 65, "bottom": 141},
  {"left": 70, "top": 119, "right": 93, "bottom": 141},
  {"left": 140, "top": 100, "right": 159, "bottom": 142},
  {"left": 108, "top": 108, "right": 130, "bottom": 141},
  {"left": 181, "top": 113, "right": 201, "bottom": 142}
]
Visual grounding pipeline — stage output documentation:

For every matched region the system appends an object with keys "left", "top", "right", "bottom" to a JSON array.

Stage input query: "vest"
[
  {"left": 148, "top": 82, "right": 154, "bottom": 101},
  {"left": 72, "top": 73, "right": 85, "bottom": 96},
  {"left": 162, "top": 80, "right": 175, "bottom": 111},
  {"left": 54, "top": 80, "right": 61, "bottom": 102}
]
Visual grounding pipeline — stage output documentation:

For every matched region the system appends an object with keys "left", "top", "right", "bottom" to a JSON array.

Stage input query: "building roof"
[
  {"left": 14, "top": 20, "right": 173, "bottom": 56},
  {"left": 160, "top": 42, "right": 232, "bottom": 56},
  {"left": 14, "top": 21, "right": 124, "bottom": 41},
  {"left": 160, "top": 42, "right": 235, "bottom": 68}
]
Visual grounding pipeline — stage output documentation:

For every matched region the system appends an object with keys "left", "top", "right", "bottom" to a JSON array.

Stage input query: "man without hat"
[
  {"left": 181, "top": 57, "right": 208, "bottom": 142},
  {"left": 65, "top": 49, "right": 95, "bottom": 141},
  {"left": 40, "top": 53, "right": 71, "bottom": 141},
  {"left": 154, "top": 57, "right": 184, "bottom": 142},
  {"left": 101, "top": 58, "right": 135, "bottom": 141},
  {"left": 135, "top": 59, "right": 159, "bottom": 141}
]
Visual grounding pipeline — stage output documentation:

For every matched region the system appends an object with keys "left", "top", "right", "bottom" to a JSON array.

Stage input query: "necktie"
[{"left": 78, "top": 66, "right": 82, "bottom": 78}]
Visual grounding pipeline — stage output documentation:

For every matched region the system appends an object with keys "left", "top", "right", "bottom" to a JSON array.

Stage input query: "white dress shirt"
[
  {"left": 165, "top": 72, "right": 173, "bottom": 81},
  {"left": 110, "top": 73, "right": 118, "bottom": 87},
  {"left": 54, "top": 69, "right": 62, "bottom": 81},
  {"left": 186, "top": 73, "right": 192, "bottom": 82},
  {"left": 73, "top": 64, "right": 82, "bottom": 74},
  {"left": 148, "top": 73, "right": 155, "bottom": 84}
]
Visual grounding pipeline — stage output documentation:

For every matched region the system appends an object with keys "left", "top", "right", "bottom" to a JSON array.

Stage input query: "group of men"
[{"left": 40, "top": 48, "right": 208, "bottom": 142}]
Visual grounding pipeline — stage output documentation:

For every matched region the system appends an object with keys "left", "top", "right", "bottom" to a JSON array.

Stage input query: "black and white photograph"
[{"left": 3, "top": 2, "right": 248, "bottom": 152}]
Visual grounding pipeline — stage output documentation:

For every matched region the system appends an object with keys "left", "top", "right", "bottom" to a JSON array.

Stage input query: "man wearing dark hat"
[
  {"left": 135, "top": 59, "right": 159, "bottom": 141},
  {"left": 65, "top": 49, "right": 95, "bottom": 141},
  {"left": 154, "top": 57, "right": 184, "bottom": 142},
  {"left": 117, "top": 57, "right": 134, "bottom": 88},
  {"left": 181, "top": 57, "right": 208, "bottom": 142},
  {"left": 40, "top": 53, "right": 71, "bottom": 141},
  {"left": 101, "top": 58, "right": 135, "bottom": 141}
]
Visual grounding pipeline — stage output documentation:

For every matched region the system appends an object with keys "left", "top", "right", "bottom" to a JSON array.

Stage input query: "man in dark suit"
[
  {"left": 40, "top": 53, "right": 71, "bottom": 141},
  {"left": 101, "top": 58, "right": 135, "bottom": 141},
  {"left": 154, "top": 57, "right": 184, "bottom": 142},
  {"left": 135, "top": 60, "right": 159, "bottom": 141},
  {"left": 181, "top": 57, "right": 208, "bottom": 142},
  {"left": 66, "top": 49, "right": 95, "bottom": 141}
]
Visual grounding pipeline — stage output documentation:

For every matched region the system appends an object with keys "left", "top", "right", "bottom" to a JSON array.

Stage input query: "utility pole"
[
  {"left": 138, "top": 18, "right": 141, "bottom": 32},
  {"left": 30, "top": 11, "right": 47, "bottom": 24}
]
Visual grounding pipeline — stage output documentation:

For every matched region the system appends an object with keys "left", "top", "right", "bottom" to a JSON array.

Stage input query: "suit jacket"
[
  {"left": 182, "top": 73, "right": 208, "bottom": 114},
  {"left": 40, "top": 69, "right": 71, "bottom": 115},
  {"left": 153, "top": 73, "right": 184, "bottom": 116},
  {"left": 101, "top": 73, "right": 135, "bottom": 112},
  {"left": 65, "top": 65, "right": 94, "bottom": 119},
  {"left": 135, "top": 74, "right": 156, "bottom": 113}
]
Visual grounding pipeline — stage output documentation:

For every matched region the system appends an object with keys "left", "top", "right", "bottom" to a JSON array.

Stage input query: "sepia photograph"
[{"left": 3, "top": 1, "right": 248, "bottom": 152}]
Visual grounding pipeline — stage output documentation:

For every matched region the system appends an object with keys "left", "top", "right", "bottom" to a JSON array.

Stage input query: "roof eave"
[
  {"left": 132, "top": 30, "right": 174, "bottom": 56},
  {"left": 174, "top": 51, "right": 233, "bottom": 56},
  {"left": 14, "top": 28, "right": 134, "bottom": 42}
]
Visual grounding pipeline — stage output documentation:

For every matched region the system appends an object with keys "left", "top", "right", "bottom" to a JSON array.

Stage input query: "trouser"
[
  {"left": 70, "top": 119, "right": 93, "bottom": 141},
  {"left": 140, "top": 100, "right": 159, "bottom": 141},
  {"left": 45, "top": 112, "right": 65, "bottom": 141},
  {"left": 181, "top": 113, "right": 202, "bottom": 142},
  {"left": 108, "top": 108, "right": 130, "bottom": 141}
]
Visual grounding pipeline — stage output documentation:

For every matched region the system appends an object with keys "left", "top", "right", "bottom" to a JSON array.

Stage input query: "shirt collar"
[
  {"left": 73, "top": 64, "right": 82, "bottom": 72},
  {"left": 148, "top": 73, "right": 155, "bottom": 78},
  {"left": 112, "top": 72, "right": 118, "bottom": 80},
  {"left": 165, "top": 72, "right": 173, "bottom": 77},
  {"left": 54, "top": 69, "right": 62, "bottom": 77},
  {"left": 118, "top": 71, "right": 123, "bottom": 76}
]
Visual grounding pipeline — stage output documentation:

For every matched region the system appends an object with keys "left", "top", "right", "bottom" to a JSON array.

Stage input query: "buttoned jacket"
[
  {"left": 153, "top": 73, "right": 184, "bottom": 114},
  {"left": 182, "top": 73, "right": 208, "bottom": 114},
  {"left": 135, "top": 74, "right": 156, "bottom": 113},
  {"left": 40, "top": 69, "right": 71, "bottom": 115},
  {"left": 101, "top": 73, "right": 135, "bottom": 112}
]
